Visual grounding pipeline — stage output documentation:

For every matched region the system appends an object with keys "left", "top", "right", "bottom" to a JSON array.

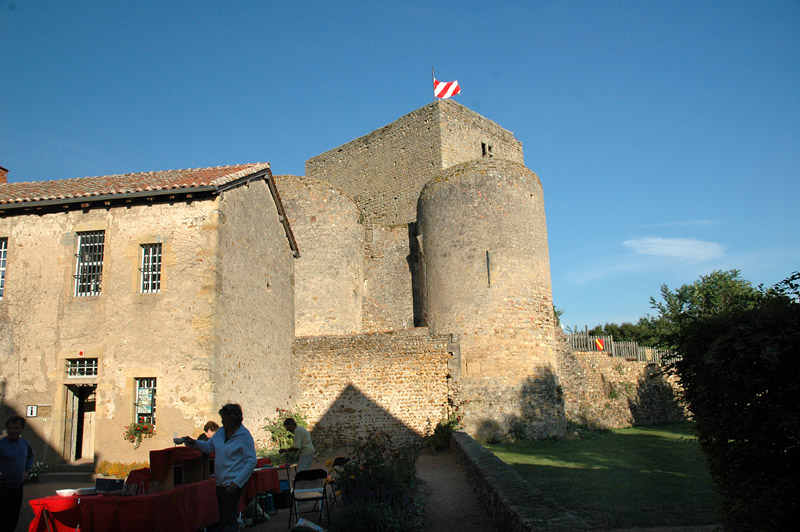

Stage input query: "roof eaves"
[{"left": 0, "top": 185, "right": 219, "bottom": 212}]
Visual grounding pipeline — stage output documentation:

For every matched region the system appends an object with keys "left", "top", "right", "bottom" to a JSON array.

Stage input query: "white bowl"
[{"left": 56, "top": 487, "right": 96, "bottom": 497}]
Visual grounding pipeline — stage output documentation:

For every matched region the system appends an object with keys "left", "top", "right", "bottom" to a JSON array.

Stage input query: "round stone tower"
[
  {"left": 276, "top": 175, "right": 364, "bottom": 336},
  {"left": 417, "top": 159, "right": 565, "bottom": 440}
]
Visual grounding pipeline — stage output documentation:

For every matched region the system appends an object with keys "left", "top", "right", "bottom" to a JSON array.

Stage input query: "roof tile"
[{"left": 0, "top": 163, "right": 270, "bottom": 205}]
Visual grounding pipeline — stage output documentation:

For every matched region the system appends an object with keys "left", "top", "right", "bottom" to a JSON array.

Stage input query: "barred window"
[
  {"left": 75, "top": 231, "right": 105, "bottom": 296},
  {"left": 140, "top": 243, "right": 162, "bottom": 293},
  {"left": 135, "top": 378, "right": 157, "bottom": 424},
  {"left": 66, "top": 358, "right": 98, "bottom": 377},
  {"left": 0, "top": 237, "right": 7, "bottom": 299}
]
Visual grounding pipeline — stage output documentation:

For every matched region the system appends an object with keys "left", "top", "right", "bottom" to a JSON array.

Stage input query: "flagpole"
[{"left": 431, "top": 67, "right": 435, "bottom": 102}]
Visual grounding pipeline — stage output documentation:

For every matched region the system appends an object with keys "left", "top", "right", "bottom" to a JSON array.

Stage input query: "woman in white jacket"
[{"left": 183, "top": 403, "right": 256, "bottom": 532}]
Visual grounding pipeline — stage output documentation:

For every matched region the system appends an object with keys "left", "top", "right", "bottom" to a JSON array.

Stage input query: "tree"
[
  {"left": 667, "top": 272, "right": 799, "bottom": 530},
  {"left": 648, "top": 269, "right": 763, "bottom": 350},
  {"left": 587, "top": 320, "right": 660, "bottom": 345}
]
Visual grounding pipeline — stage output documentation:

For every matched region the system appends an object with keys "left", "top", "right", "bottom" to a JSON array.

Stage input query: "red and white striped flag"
[{"left": 433, "top": 77, "right": 461, "bottom": 99}]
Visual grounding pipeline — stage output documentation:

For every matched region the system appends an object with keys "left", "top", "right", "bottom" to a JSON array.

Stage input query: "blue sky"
[{"left": 2, "top": 1, "right": 798, "bottom": 329}]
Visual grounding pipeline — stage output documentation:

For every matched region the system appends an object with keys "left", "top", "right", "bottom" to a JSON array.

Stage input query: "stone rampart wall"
[
  {"left": 439, "top": 103, "right": 523, "bottom": 168},
  {"left": 292, "top": 328, "right": 451, "bottom": 447},
  {"left": 556, "top": 333, "right": 684, "bottom": 429},
  {"left": 451, "top": 432, "right": 588, "bottom": 531}
]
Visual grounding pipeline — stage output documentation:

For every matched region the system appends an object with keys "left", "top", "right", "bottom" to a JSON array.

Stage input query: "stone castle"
[{"left": 0, "top": 100, "right": 678, "bottom": 464}]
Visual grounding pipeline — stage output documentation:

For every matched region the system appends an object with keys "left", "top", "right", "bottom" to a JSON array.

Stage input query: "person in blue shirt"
[
  {"left": 183, "top": 404, "right": 256, "bottom": 532},
  {"left": 0, "top": 415, "right": 35, "bottom": 532}
]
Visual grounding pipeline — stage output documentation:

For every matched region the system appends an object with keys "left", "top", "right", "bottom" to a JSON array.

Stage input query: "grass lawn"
[{"left": 486, "top": 421, "right": 720, "bottom": 529}]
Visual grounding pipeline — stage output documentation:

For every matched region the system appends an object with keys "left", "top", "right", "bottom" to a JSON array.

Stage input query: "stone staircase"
[{"left": 37, "top": 460, "right": 95, "bottom": 484}]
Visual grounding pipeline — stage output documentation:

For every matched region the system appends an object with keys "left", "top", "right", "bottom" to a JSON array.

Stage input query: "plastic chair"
[{"left": 288, "top": 468, "right": 329, "bottom": 528}]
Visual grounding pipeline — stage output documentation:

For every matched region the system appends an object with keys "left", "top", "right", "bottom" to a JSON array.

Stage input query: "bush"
[
  {"left": 327, "top": 432, "right": 423, "bottom": 532},
  {"left": 96, "top": 460, "right": 150, "bottom": 478},
  {"left": 423, "top": 402, "right": 463, "bottom": 453},
  {"left": 261, "top": 406, "right": 308, "bottom": 464},
  {"left": 27, "top": 461, "right": 49, "bottom": 482},
  {"left": 667, "top": 273, "right": 800, "bottom": 531}
]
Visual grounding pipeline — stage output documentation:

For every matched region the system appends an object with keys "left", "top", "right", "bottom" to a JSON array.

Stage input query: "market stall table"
[
  {"left": 28, "top": 478, "right": 219, "bottom": 532},
  {"left": 239, "top": 467, "right": 281, "bottom": 512},
  {"left": 29, "top": 494, "right": 83, "bottom": 532}
]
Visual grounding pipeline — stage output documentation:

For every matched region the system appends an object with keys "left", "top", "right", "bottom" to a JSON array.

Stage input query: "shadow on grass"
[{"left": 488, "top": 422, "right": 720, "bottom": 529}]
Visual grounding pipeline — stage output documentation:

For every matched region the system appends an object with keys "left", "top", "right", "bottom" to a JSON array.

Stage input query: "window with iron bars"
[
  {"left": 134, "top": 377, "right": 156, "bottom": 424},
  {"left": 140, "top": 243, "right": 162, "bottom": 293},
  {"left": 74, "top": 231, "right": 105, "bottom": 296},
  {"left": 0, "top": 237, "right": 7, "bottom": 299},
  {"left": 66, "top": 358, "right": 98, "bottom": 377}
]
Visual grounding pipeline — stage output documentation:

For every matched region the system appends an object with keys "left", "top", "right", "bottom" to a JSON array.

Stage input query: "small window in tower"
[{"left": 481, "top": 142, "right": 493, "bottom": 158}]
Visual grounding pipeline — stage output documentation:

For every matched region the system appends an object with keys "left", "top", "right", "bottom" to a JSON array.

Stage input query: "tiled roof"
[{"left": 0, "top": 163, "right": 270, "bottom": 205}]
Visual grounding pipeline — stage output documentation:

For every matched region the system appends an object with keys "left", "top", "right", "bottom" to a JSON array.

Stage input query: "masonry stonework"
[
  {"left": 0, "top": 168, "right": 296, "bottom": 463},
  {"left": 1, "top": 102, "right": 684, "bottom": 466},
  {"left": 417, "top": 159, "right": 563, "bottom": 440},
  {"left": 292, "top": 328, "right": 451, "bottom": 448},
  {"left": 0, "top": 201, "right": 224, "bottom": 462},
  {"left": 361, "top": 224, "right": 417, "bottom": 332},
  {"left": 276, "top": 175, "right": 364, "bottom": 336},
  {"left": 555, "top": 333, "right": 683, "bottom": 429},
  {"left": 306, "top": 100, "right": 524, "bottom": 226},
  {"left": 215, "top": 179, "right": 296, "bottom": 434}
]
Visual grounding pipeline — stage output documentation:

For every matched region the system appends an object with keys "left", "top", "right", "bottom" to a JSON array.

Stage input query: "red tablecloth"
[
  {"left": 29, "top": 495, "right": 83, "bottom": 532},
  {"left": 29, "top": 479, "right": 219, "bottom": 532},
  {"left": 124, "top": 467, "right": 152, "bottom": 492},
  {"left": 149, "top": 446, "right": 202, "bottom": 480},
  {"left": 238, "top": 468, "right": 280, "bottom": 511}
]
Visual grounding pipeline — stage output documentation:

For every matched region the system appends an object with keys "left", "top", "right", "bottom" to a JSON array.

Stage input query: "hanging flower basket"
[{"left": 123, "top": 422, "right": 155, "bottom": 449}]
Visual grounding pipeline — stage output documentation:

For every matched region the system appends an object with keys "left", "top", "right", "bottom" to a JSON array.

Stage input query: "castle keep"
[
  {"left": 294, "top": 100, "right": 563, "bottom": 440},
  {"left": 1, "top": 100, "right": 567, "bottom": 463}
]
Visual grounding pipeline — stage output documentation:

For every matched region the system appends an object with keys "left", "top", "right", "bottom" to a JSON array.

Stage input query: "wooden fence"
[{"left": 566, "top": 332, "right": 668, "bottom": 365}]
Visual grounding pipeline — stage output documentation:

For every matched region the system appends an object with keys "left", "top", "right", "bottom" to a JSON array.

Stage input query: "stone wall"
[
  {"left": 0, "top": 199, "right": 223, "bottom": 463},
  {"left": 305, "top": 99, "right": 524, "bottom": 226},
  {"left": 0, "top": 179, "right": 298, "bottom": 462},
  {"left": 439, "top": 102, "right": 523, "bottom": 168},
  {"left": 362, "top": 224, "right": 416, "bottom": 332},
  {"left": 418, "top": 159, "right": 561, "bottom": 441},
  {"left": 451, "top": 432, "right": 588, "bottom": 531},
  {"left": 216, "top": 179, "right": 296, "bottom": 440},
  {"left": 291, "top": 328, "right": 452, "bottom": 448},
  {"left": 306, "top": 104, "right": 440, "bottom": 226},
  {"left": 276, "top": 175, "right": 364, "bottom": 336},
  {"left": 555, "top": 334, "right": 684, "bottom": 429}
]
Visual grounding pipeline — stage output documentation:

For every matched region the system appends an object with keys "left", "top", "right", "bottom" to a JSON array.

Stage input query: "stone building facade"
[
  {"left": 1, "top": 101, "right": 679, "bottom": 464},
  {"left": 0, "top": 165, "right": 298, "bottom": 462}
]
